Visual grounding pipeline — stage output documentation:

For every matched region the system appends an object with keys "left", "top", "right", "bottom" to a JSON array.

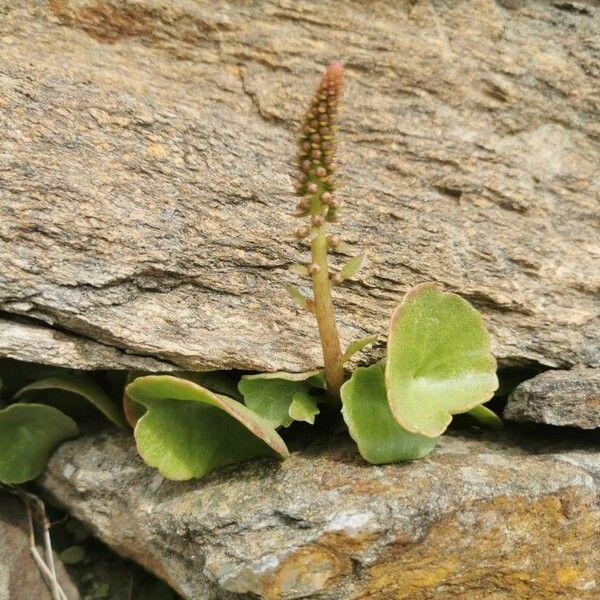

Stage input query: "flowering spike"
[
  {"left": 286, "top": 61, "right": 359, "bottom": 402},
  {"left": 295, "top": 61, "right": 344, "bottom": 210}
]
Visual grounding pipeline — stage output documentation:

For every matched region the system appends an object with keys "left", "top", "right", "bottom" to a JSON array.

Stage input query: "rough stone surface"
[
  {"left": 504, "top": 367, "right": 600, "bottom": 429},
  {"left": 1, "top": 0, "right": 599, "bottom": 373},
  {"left": 0, "top": 492, "right": 80, "bottom": 600},
  {"left": 0, "top": 318, "right": 177, "bottom": 371},
  {"left": 40, "top": 430, "right": 600, "bottom": 599}
]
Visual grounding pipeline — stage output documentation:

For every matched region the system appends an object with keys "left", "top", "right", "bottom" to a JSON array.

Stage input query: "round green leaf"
[
  {"left": 238, "top": 371, "right": 325, "bottom": 428},
  {"left": 341, "top": 364, "right": 437, "bottom": 464},
  {"left": 0, "top": 403, "right": 78, "bottom": 484},
  {"left": 466, "top": 404, "right": 503, "bottom": 430},
  {"left": 288, "top": 391, "right": 320, "bottom": 425},
  {"left": 14, "top": 374, "right": 126, "bottom": 428},
  {"left": 127, "top": 375, "right": 289, "bottom": 481},
  {"left": 385, "top": 283, "right": 498, "bottom": 438}
]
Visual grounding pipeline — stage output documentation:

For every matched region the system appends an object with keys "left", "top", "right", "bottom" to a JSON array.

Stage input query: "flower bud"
[
  {"left": 295, "top": 226, "right": 309, "bottom": 239},
  {"left": 295, "top": 62, "right": 343, "bottom": 199},
  {"left": 327, "top": 234, "right": 341, "bottom": 248}
]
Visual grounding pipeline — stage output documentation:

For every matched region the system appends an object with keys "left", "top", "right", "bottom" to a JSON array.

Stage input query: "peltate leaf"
[
  {"left": 14, "top": 374, "right": 126, "bottom": 428},
  {"left": 386, "top": 283, "right": 498, "bottom": 438},
  {"left": 124, "top": 370, "right": 245, "bottom": 428},
  {"left": 0, "top": 403, "right": 78, "bottom": 484},
  {"left": 467, "top": 404, "right": 503, "bottom": 430},
  {"left": 238, "top": 371, "right": 325, "bottom": 428},
  {"left": 341, "top": 364, "right": 437, "bottom": 464},
  {"left": 127, "top": 375, "right": 289, "bottom": 481},
  {"left": 288, "top": 391, "right": 320, "bottom": 425}
]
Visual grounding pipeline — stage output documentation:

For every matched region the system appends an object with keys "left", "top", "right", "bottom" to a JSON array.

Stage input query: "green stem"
[{"left": 311, "top": 224, "right": 344, "bottom": 403}]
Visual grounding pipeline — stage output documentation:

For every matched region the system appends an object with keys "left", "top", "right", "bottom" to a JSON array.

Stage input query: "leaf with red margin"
[
  {"left": 386, "top": 283, "right": 498, "bottom": 438},
  {"left": 127, "top": 375, "right": 289, "bottom": 481}
]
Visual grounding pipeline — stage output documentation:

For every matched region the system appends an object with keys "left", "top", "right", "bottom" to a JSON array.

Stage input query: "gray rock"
[
  {"left": 0, "top": 492, "right": 80, "bottom": 600},
  {"left": 0, "top": 318, "right": 177, "bottom": 372},
  {"left": 0, "top": 1, "right": 598, "bottom": 373},
  {"left": 40, "top": 430, "right": 600, "bottom": 599},
  {"left": 504, "top": 367, "right": 600, "bottom": 429}
]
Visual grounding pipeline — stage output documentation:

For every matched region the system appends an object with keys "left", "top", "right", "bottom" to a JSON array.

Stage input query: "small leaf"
[
  {"left": 288, "top": 263, "right": 310, "bottom": 276},
  {"left": 288, "top": 391, "right": 320, "bottom": 424},
  {"left": 239, "top": 371, "right": 325, "bottom": 429},
  {"left": 341, "top": 335, "right": 377, "bottom": 363},
  {"left": 340, "top": 254, "right": 365, "bottom": 279},
  {"left": 331, "top": 241, "right": 354, "bottom": 255},
  {"left": 285, "top": 284, "right": 313, "bottom": 312},
  {"left": 0, "top": 403, "right": 78, "bottom": 484},
  {"left": 127, "top": 375, "right": 288, "bottom": 481},
  {"left": 341, "top": 364, "right": 437, "bottom": 464},
  {"left": 467, "top": 404, "right": 503, "bottom": 430},
  {"left": 14, "top": 374, "right": 126, "bottom": 428},
  {"left": 59, "top": 545, "right": 86, "bottom": 564},
  {"left": 386, "top": 283, "right": 498, "bottom": 438}
]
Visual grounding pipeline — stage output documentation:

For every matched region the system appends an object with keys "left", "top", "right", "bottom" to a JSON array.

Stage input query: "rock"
[
  {"left": 1, "top": 1, "right": 599, "bottom": 373},
  {"left": 0, "top": 492, "right": 80, "bottom": 600},
  {"left": 39, "top": 430, "right": 600, "bottom": 599},
  {"left": 504, "top": 367, "right": 600, "bottom": 429},
  {"left": 0, "top": 318, "right": 176, "bottom": 371}
]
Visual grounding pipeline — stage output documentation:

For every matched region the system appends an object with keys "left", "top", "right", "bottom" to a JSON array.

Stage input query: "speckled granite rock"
[
  {"left": 39, "top": 431, "right": 600, "bottom": 599},
  {"left": 0, "top": 493, "right": 80, "bottom": 600},
  {"left": 504, "top": 367, "right": 600, "bottom": 429}
]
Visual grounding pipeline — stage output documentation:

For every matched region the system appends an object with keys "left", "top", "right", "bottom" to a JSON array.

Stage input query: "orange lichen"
[{"left": 354, "top": 489, "right": 599, "bottom": 599}]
